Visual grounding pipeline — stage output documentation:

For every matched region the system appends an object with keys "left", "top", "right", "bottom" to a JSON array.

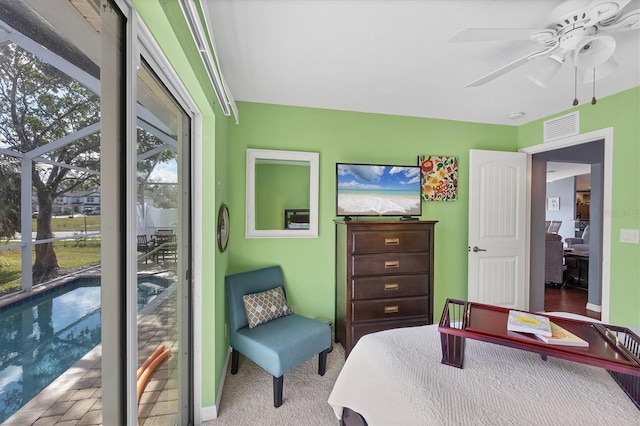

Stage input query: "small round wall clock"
[{"left": 217, "top": 204, "right": 230, "bottom": 252}]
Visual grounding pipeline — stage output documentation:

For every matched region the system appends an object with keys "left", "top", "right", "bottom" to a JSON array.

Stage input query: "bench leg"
[
  {"left": 231, "top": 348, "right": 239, "bottom": 374},
  {"left": 318, "top": 349, "right": 329, "bottom": 376},
  {"left": 273, "top": 375, "right": 283, "bottom": 407}
]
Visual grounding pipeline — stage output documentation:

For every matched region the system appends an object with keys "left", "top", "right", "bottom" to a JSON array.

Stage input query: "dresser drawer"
[
  {"left": 351, "top": 318, "right": 428, "bottom": 347},
  {"left": 351, "top": 229, "right": 430, "bottom": 253},
  {"left": 351, "top": 252, "right": 428, "bottom": 276},
  {"left": 351, "top": 274, "right": 428, "bottom": 300},
  {"left": 351, "top": 297, "right": 428, "bottom": 322}
]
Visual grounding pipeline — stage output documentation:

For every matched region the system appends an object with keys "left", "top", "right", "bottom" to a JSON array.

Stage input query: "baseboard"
[
  {"left": 586, "top": 302, "right": 602, "bottom": 313},
  {"left": 201, "top": 405, "right": 217, "bottom": 422},
  {"left": 201, "top": 346, "right": 232, "bottom": 421}
]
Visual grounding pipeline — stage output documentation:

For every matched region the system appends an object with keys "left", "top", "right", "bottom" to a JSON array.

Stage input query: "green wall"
[
  {"left": 227, "top": 102, "right": 518, "bottom": 322},
  {"left": 213, "top": 105, "right": 231, "bottom": 409},
  {"left": 518, "top": 87, "right": 640, "bottom": 327},
  {"left": 228, "top": 90, "right": 639, "bottom": 332}
]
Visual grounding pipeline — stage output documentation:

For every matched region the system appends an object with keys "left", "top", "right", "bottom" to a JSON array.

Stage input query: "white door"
[{"left": 468, "top": 149, "right": 528, "bottom": 309}]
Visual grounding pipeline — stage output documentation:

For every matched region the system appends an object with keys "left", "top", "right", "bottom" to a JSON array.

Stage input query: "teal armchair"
[{"left": 225, "top": 265, "right": 331, "bottom": 407}]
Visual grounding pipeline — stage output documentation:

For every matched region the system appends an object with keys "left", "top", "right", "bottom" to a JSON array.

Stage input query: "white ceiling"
[
  {"left": 547, "top": 161, "right": 591, "bottom": 189},
  {"left": 203, "top": 0, "right": 640, "bottom": 126}
]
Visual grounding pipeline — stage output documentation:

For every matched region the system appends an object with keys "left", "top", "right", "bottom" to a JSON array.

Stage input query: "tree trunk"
[{"left": 32, "top": 191, "right": 58, "bottom": 282}]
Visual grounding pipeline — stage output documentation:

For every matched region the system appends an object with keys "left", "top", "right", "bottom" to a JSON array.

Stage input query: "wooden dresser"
[{"left": 334, "top": 220, "right": 436, "bottom": 356}]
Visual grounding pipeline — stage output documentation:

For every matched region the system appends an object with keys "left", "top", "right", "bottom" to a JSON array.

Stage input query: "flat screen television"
[{"left": 336, "top": 163, "right": 422, "bottom": 218}]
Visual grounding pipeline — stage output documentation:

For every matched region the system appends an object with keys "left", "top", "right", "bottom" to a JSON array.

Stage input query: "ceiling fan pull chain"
[
  {"left": 591, "top": 68, "right": 597, "bottom": 105},
  {"left": 572, "top": 66, "right": 579, "bottom": 106}
]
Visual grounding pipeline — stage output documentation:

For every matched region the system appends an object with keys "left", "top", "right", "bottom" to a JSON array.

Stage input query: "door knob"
[{"left": 472, "top": 246, "right": 487, "bottom": 252}]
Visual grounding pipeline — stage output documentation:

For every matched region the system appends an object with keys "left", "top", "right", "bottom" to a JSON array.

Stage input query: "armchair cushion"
[
  {"left": 243, "top": 286, "right": 292, "bottom": 328},
  {"left": 234, "top": 313, "right": 330, "bottom": 377}
]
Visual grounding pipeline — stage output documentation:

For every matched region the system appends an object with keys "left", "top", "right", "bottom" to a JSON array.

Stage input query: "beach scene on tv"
[{"left": 337, "top": 164, "right": 422, "bottom": 216}]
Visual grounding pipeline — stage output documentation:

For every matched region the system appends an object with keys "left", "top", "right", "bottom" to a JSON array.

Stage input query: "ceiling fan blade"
[
  {"left": 465, "top": 49, "right": 551, "bottom": 87},
  {"left": 598, "top": 9, "right": 640, "bottom": 31},
  {"left": 587, "top": 0, "right": 632, "bottom": 25},
  {"left": 448, "top": 28, "right": 550, "bottom": 43}
]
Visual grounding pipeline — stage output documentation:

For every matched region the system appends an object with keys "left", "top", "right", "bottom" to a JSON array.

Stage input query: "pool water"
[{"left": 0, "top": 276, "right": 170, "bottom": 423}]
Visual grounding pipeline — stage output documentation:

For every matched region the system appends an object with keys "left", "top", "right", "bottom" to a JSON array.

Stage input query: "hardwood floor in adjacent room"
[{"left": 544, "top": 285, "right": 601, "bottom": 320}]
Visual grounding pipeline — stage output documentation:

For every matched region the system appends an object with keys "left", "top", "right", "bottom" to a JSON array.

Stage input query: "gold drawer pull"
[
  {"left": 384, "top": 283, "right": 399, "bottom": 291},
  {"left": 384, "top": 238, "right": 400, "bottom": 245},
  {"left": 384, "top": 260, "right": 399, "bottom": 268},
  {"left": 384, "top": 305, "right": 399, "bottom": 314}
]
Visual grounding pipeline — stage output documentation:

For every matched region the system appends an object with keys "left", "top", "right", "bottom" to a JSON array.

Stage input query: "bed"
[
  {"left": 284, "top": 208, "right": 310, "bottom": 230},
  {"left": 328, "top": 323, "right": 640, "bottom": 425}
]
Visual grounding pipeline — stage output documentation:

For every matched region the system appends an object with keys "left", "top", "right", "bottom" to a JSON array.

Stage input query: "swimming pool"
[{"left": 0, "top": 275, "right": 172, "bottom": 423}]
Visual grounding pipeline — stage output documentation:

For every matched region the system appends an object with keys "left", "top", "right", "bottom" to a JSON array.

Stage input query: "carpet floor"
[{"left": 206, "top": 344, "right": 345, "bottom": 426}]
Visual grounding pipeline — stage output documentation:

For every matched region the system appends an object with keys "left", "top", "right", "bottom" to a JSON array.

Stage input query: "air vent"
[{"left": 544, "top": 111, "right": 579, "bottom": 142}]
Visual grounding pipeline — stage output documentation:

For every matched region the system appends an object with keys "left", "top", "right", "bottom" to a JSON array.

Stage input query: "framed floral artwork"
[
  {"left": 419, "top": 155, "right": 458, "bottom": 201},
  {"left": 547, "top": 197, "right": 560, "bottom": 211}
]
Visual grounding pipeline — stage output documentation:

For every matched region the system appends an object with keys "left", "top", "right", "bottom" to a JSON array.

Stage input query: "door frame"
[{"left": 520, "top": 127, "right": 613, "bottom": 322}]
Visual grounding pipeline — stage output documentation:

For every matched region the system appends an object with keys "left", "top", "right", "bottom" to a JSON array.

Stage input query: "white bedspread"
[{"left": 328, "top": 324, "right": 640, "bottom": 425}]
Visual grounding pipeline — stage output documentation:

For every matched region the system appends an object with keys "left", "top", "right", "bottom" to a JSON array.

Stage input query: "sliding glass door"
[
  {"left": 0, "top": 1, "right": 194, "bottom": 424},
  {"left": 135, "top": 59, "right": 192, "bottom": 425}
]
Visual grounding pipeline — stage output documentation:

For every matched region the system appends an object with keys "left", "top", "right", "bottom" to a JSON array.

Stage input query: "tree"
[
  {"left": 0, "top": 43, "right": 174, "bottom": 282},
  {"left": 0, "top": 43, "right": 99, "bottom": 281},
  {"left": 0, "top": 160, "right": 21, "bottom": 240}
]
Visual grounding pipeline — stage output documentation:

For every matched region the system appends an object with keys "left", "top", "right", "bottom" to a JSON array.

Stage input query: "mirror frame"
[{"left": 246, "top": 148, "right": 319, "bottom": 238}]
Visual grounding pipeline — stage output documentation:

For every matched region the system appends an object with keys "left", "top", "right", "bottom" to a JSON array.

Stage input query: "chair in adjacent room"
[
  {"left": 565, "top": 224, "right": 590, "bottom": 252},
  {"left": 547, "top": 220, "right": 562, "bottom": 234},
  {"left": 545, "top": 232, "right": 565, "bottom": 287},
  {"left": 225, "top": 265, "right": 331, "bottom": 407}
]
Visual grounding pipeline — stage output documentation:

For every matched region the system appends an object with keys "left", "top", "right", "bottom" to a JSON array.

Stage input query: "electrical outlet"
[
  {"left": 620, "top": 229, "right": 640, "bottom": 244},
  {"left": 289, "top": 305, "right": 297, "bottom": 314}
]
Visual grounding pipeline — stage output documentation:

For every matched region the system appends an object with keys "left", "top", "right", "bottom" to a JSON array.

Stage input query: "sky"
[{"left": 337, "top": 164, "right": 421, "bottom": 191}]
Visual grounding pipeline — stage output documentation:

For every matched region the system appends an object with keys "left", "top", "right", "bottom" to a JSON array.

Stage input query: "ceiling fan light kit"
[
  {"left": 573, "top": 34, "right": 617, "bottom": 68},
  {"left": 578, "top": 56, "right": 619, "bottom": 82},
  {"left": 527, "top": 51, "right": 567, "bottom": 88},
  {"left": 527, "top": 49, "right": 567, "bottom": 89}
]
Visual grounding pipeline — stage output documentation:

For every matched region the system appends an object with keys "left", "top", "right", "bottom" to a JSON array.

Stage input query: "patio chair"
[
  {"left": 137, "top": 235, "right": 154, "bottom": 263},
  {"left": 225, "top": 265, "right": 331, "bottom": 407},
  {"left": 153, "top": 233, "right": 177, "bottom": 262},
  {"left": 156, "top": 228, "right": 174, "bottom": 237}
]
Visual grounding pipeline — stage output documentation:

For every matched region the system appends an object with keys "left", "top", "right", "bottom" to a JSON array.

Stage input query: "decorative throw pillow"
[{"left": 242, "top": 287, "right": 292, "bottom": 328}]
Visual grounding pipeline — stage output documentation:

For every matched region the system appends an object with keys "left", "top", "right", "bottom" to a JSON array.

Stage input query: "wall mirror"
[{"left": 246, "top": 148, "right": 319, "bottom": 238}]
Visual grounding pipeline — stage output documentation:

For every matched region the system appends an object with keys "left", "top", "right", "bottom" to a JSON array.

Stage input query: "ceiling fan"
[{"left": 450, "top": 0, "right": 640, "bottom": 88}]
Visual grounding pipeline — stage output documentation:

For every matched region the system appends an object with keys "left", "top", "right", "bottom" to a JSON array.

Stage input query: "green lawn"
[
  {"left": 0, "top": 215, "right": 102, "bottom": 295},
  {"left": 34, "top": 214, "right": 101, "bottom": 232}
]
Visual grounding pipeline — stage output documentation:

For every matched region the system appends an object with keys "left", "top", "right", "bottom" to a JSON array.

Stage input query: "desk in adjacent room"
[{"left": 564, "top": 249, "right": 589, "bottom": 288}]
